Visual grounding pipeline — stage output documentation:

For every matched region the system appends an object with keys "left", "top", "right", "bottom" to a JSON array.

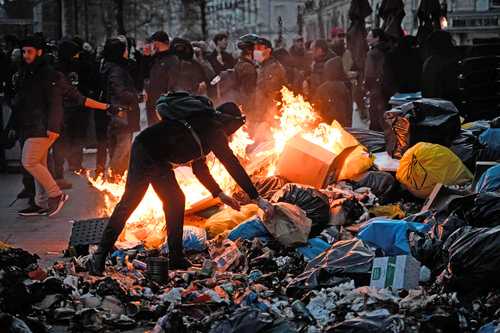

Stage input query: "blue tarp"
[
  {"left": 476, "top": 165, "right": 500, "bottom": 193},
  {"left": 296, "top": 237, "right": 331, "bottom": 261},
  {"left": 358, "top": 219, "right": 431, "bottom": 256}
]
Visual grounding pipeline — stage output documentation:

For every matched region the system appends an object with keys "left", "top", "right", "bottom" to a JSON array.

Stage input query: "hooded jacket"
[{"left": 9, "top": 56, "right": 64, "bottom": 139}]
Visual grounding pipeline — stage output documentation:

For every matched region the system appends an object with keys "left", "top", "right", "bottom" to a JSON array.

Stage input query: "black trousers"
[
  {"left": 94, "top": 110, "right": 110, "bottom": 172},
  {"left": 98, "top": 141, "right": 185, "bottom": 256},
  {"left": 368, "top": 90, "right": 389, "bottom": 132}
]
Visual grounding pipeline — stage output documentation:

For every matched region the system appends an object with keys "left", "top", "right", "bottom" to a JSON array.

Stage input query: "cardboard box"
[
  {"left": 277, "top": 135, "right": 348, "bottom": 188},
  {"left": 370, "top": 255, "right": 420, "bottom": 290}
]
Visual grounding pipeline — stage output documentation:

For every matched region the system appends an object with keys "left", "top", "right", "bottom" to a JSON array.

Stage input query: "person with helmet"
[{"left": 86, "top": 93, "right": 274, "bottom": 275}]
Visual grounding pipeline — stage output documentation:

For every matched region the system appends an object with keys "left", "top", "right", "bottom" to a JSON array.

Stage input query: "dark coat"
[
  {"left": 383, "top": 38, "right": 422, "bottom": 95},
  {"left": 145, "top": 51, "right": 179, "bottom": 116},
  {"left": 208, "top": 50, "right": 236, "bottom": 75},
  {"left": 364, "top": 42, "right": 391, "bottom": 93},
  {"left": 171, "top": 59, "right": 208, "bottom": 94},
  {"left": 100, "top": 60, "right": 140, "bottom": 133},
  {"left": 9, "top": 57, "right": 64, "bottom": 139},
  {"left": 310, "top": 51, "right": 336, "bottom": 94}
]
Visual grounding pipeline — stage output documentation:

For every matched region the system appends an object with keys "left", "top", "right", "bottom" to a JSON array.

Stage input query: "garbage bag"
[
  {"left": 345, "top": 128, "right": 387, "bottom": 153},
  {"left": 369, "top": 204, "right": 405, "bottom": 219},
  {"left": 384, "top": 99, "right": 461, "bottom": 158},
  {"left": 449, "top": 130, "right": 483, "bottom": 172},
  {"left": 476, "top": 165, "right": 500, "bottom": 193},
  {"left": 0, "top": 313, "right": 33, "bottom": 333},
  {"left": 396, "top": 143, "right": 473, "bottom": 199},
  {"left": 205, "top": 204, "right": 260, "bottom": 239},
  {"left": 228, "top": 217, "right": 270, "bottom": 242},
  {"left": 358, "top": 219, "right": 432, "bottom": 256},
  {"left": 478, "top": 321, "right": 500, "bottom": 333},
  {"left": 286, "top": 239, "right": 375, "bottom": 296},
  {"left": 260, "top": 203, "right": 312, "bottom": 247},
  {"left": 325, "top": 315, "right": 405, "bottom": 333},
  {"left": 351, "top": 171, "right": 398, "bottom": 203},
  {"left": 271, "top": 183, "right": 331, "bottom": 236},
  {"left": 233, "top": 175, "right": 288, "bottom": 204},
  {"left": 491, "top": 116, "right": 500, "bottom": 128},
  {"left": 328, "top": 196, "right": 366, "bottom": 226},
  {"left": 162, "top": 226, "right": 207, "bottom": 253},
  {"left": 296, "top": 237, "right": 331, "bottom": 261},
  {"left": 337, "top": 145, "right": 375, "bottom": 181},
  {"left": 479, "top": 128, "right": 500, "bottom": 161},
  {"left": 209, "top": 308, "right": 297, "bottom": 333},
  {"left": 444, "top": 225, "right": 500, "bottom": 294},
  {"left": 449, "top": 192, "right": 500, "bottom": 228}
]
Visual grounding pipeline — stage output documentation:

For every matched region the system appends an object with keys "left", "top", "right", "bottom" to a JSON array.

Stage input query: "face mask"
[{"left": 253, "top": 50, "right": 265, "bottom": 63}]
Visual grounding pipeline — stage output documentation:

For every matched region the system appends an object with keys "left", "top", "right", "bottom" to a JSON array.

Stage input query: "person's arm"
[
  {"left": 191, "top": 158, "right": 224, "bottom": 198},
  {"left": 46, "top": 72, "right": 64, "bottom": 136}
]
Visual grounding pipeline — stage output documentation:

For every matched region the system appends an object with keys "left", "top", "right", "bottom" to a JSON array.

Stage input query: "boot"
[{"left": 86, "top": 245, "right": 109, "bottom": 276}]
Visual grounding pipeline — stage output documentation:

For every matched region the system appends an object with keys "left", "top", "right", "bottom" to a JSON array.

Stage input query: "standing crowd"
[{"left": 0, "top": 27, "right": 460, "bottom": 218}]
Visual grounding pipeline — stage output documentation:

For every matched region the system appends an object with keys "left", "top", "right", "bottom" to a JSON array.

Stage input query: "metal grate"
[{"left": 69, "top": 218, "right": 109, "bottom": 246}]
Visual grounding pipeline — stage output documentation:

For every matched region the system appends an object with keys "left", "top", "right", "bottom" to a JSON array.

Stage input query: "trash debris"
[
  {"left": 233, "top": 175, "right": 289, "bottom": 204},
  {"left": 370, "top": 255, "right": 421, "bottom": 290},
  {"left": 260, "top": 203, "right": 311, "bottom": 247},
  {"left": 161, "top": 225, "right": 207, "bottom": 253},
  {"left": 475, "top": 164, "right": 500, "bottom": 193},
  {"left": 396, "top": 142, "right": 473, "bottom": 199},
  {"left": 205, "top": 204, "right": 260, "bottom": 239},
  {"left": 228, "top": 217, "right": 270, "bottom": 242}
]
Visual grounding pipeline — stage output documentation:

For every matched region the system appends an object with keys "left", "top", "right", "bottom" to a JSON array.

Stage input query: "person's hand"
[
  {"left": 198, "top": 82, "right": 207, "bottom": 95},
  {"left": 107, "top": 104, "right": 130, "bottom": 115},
  {"left": 218, "top": 192, "right": 241, "bottom": 211},
  {"left": 47, "top": 130, "right": 60, "bottom": 141},
  {"left": 255, "top": 196, "right": 274, "bottom": 221}
]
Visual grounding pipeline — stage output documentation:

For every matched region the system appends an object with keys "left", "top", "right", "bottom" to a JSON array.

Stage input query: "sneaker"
[
  {"left": 47, "top": 193, "right": 69, "bottom": 217},
  {"left": 56, "top": 178, "right": 73, "bottom": 190},
  {"left": 18, "top": 205, "right": 48, "bottom": 216}
]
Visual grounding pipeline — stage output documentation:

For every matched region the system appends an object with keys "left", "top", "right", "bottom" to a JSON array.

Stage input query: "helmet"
[{"left": 237, "top": 34, "right": 260, "bottom": 50}]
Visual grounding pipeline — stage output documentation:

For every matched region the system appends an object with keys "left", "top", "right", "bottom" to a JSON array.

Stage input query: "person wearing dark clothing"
[
  {"left": 100, "top": 38, "right": 141, "bottom": 179},
  {"left": 208, "top": 33, "right": 236, "bottom": 75},
  {"left": 308, "top": 40, "right": 336, "bottom": 96},
  {"left": 170, "top": 38, "right": 208, "bottom": 95},
  {"left": 313, "top": 57, "right": 353, "bottom": 127},
  {"left": 289, "top": 36, "right": 311, "bottom": 76},
  {"left": 365, "top": 29, "right": 391, "bottom": 131},
  {"left": 383, "top": 36, "right": 422, "bottom": 96},
  {"left": 9, "top": 36, "right": 68, "bottom": 217},
  {"left": 421, "top": 31, "right": 460, "bottom": 106},
  {"left": 234, "top": 34, "right": 259, "bottom": 113},
  {"left": 87, "top": 96, "right": 274, "bottom": 275},
  {"left": 145, "top": 31, "right": 179, "bottom": 126}
]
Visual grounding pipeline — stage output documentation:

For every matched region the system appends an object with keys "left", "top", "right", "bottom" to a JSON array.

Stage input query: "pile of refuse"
[{"left": 2, "top": 99, "right": 500, "bottom": 332}]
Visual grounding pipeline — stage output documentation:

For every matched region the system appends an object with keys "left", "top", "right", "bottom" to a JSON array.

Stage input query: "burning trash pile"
[{"left": 3, "top": 91, "right": 500, "bottom": 332}]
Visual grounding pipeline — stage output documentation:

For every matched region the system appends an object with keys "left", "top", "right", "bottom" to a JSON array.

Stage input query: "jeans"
[
  {"left": 22, "top": 136, "right": 62, "bottom": 208},
  {"left": 99, "top": 141, "right": 185, "bottom": 256}
]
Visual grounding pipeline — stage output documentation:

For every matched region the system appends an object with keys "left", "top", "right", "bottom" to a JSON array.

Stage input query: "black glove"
[{"left": 106, "top": 104, "right": 130, "bottom": 115}]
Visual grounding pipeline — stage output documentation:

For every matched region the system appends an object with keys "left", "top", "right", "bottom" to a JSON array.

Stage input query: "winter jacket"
[
  {"left": 208, "top": 50, "right": 236, "bottom": 75},
  {"left": 100, "top": 60, "right": 140, "bottom": 133},
  {"left": 364, "top": 42, "right": 391, "bottom": 93},
  {"left": 171, "top": 59, "right": 208, "bottom": 94},
  {"left": 310, "top": 51, "right": 336, "bottom": 94},
  {"left": 9, "top": 57, "right": 64, "bottom": 139},
  {"left": 234, "top": 56, "right": 257, "bottom": 109}
]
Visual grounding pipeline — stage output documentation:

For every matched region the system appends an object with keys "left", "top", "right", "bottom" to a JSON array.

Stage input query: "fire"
[{"left": 87, "top": 87, "right": 349, "bottom": 249}]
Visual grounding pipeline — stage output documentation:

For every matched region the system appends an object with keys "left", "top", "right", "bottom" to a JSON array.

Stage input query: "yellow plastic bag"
[
  {"left": 205, "top": 204, "right": 260, "bottom": 239},
  {"left": 396, "top": 142, "right": 473, "bottom": 199},
  {"left": 369, "top": 204, "right": 405, "bottom": 219}
]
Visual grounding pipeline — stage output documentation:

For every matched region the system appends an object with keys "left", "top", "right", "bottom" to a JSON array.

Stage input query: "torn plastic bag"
[
  {"left": 358, "top": 219, "right": 431, "bottom": 256},
  {"left": 444, "top": 225, "right": 500, "bottom": 295},
  {"left": 478, "top": 129, "right": 500, "bottom": 162},
  {"left": 286, "top": 239, "right": 375, "bottom": 296},
  {"left": 328, "top": 196, "right": 366, "bottom": 226},
  {"left": 161, "top": 225, "right": 207, "bottom": 254},
  {"left": 345, "top": 128, "right": 387, "bottom": 153},
  {"left": 476, "top": 165, "right": 500, "bottom": 193},
  {"left": 351, "top": 171, "right": 398, "bottom": 203},
  {"left": 296, "top": 237, "right": 331, "bottom": 261},
  {"left": 205, "top": 204, "right": 260, "bottom": 239},
  {"left": 396, "top": 143, "right": 473, "bottom": 199},
  {"left": 449, "top": 130, "right": 483, "bottom": 172},
  {"left": 271, "top": 183, "right": 330, "bottom": 236},
  {"left": 228, "top": 217, "right": 270, "bottom": 242},
  {"left": 260, "top": 203, "right": 312, "bottom": 247},
  {"left": 233, "top": 175, "right": 289, "bottom": 204},
  {"left": 383, "top": 98, "right": 461, "bottom": 158}
]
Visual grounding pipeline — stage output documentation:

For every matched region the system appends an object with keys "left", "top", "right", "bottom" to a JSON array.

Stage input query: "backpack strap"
[{"left": 178, "top": 119, "right": 205, "bottom": 160}]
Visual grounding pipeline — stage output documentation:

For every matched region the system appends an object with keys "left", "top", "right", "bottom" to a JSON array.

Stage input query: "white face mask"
[{"left": 253, "top": 50, "right": 265, "bottom": 63}]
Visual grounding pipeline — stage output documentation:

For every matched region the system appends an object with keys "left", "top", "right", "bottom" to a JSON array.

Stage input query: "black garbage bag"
[
  {"left": 0, "top": 313, "right": 33, "bottom": 333},
  {"left": 286, "top": 239, "right": 375, "bottom": 297},
  {"left": 351, "top": 171, "right": 398, "bottom": 203},
  {"left": 271, "top": 183, "right": 331, "bottom": 236},
  {"left": 0, "top": 248, "right": 39, "bottom": 270},
  {"left": 383, "top": 98, "right": 461, "bottom": 158},
  {"left": 449, "top": 192, "right": 500, "bottom": 228},
  {"left": 325, "top": 315, "right": 405, "bottom": 333},
  {"left": 449, "top": 130, "right": 484, "bottom": 172},
  {"left": 233, "top": 175, "right": 288, "bottom": 204},
  {"left": 209, "top": 308, "right": 297, "bottom": 333},
  {"left": 443, "top": 225, "right": 500, "bottom": 295},
  {"left": 490, "top": 116, "right": 500, "bottom": 128},
  {"left": 345, "top": 128, "right": 386, "bottom": 153}
]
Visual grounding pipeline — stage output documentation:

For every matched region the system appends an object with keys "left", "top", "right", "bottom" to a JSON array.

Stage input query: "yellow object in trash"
[
  {"left": 396, "top": 142, "right": 473, "bottom": 199},
  {"left": 0, "top": 241, "right": 12, "bottom": 250},
  {"left": 205, "top": 204, "right": 260, "bottom": 239},
  {"left": 369, "top": 204, "right": 406, "bottom": 219}
]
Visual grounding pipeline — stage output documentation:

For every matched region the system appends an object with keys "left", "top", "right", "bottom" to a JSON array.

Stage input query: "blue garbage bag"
[
  {"left": 478, "top": 321, "right": 500, "bottom": 333},
  {"left": 479, "top": 129, "right": 500, "bottom": 160},
  {"left": 358, "top": 219, "right": 431, "bottom": 256},
  {"left": 162, "top": 226, "right": 207, "bottom": 254},
  {"left": 296, "top": 237, "right": 331, "bottom": 261},
  {"left": 228, "top": 217, "right": 270, "bottom": 241},
  {"left": 476, "top": 165, "right": 500, "bottom": 193}
]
